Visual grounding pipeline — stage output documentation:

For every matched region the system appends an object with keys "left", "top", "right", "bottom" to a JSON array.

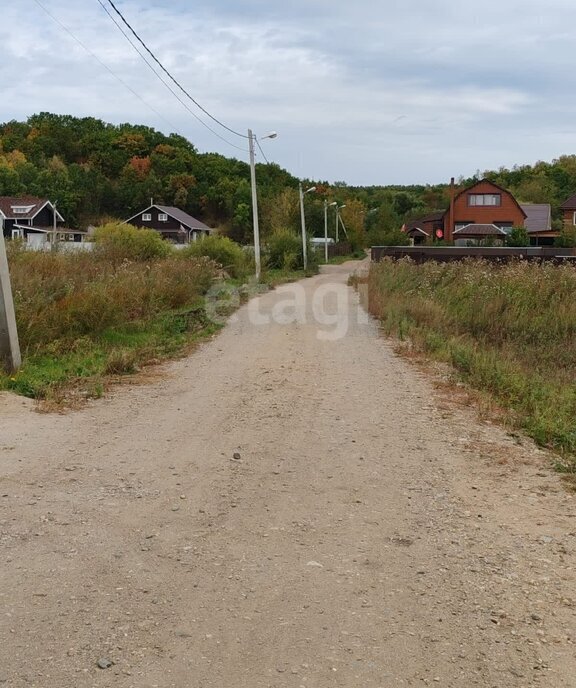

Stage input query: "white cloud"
[{"left": 2, "top": 0, "right": 576, "bottom": 183}]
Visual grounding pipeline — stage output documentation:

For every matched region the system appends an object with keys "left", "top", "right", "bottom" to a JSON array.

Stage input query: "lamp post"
[
  {"left": 298, "top": 182, "right": 316, "bottom": 271},
  {"left": 336, "top": 204, "right": 346, "bottom": 243},
  {"left": 324, "top": 200, "right": 337, "bottom": 263},
  {"left": 248, "top": 128, "right": 277, "bottom": 281}
]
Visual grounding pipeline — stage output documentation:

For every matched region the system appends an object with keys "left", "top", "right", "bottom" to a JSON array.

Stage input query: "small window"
[
  {"left": 142, "top": 213, "right": 152, "bottom": 221},
  {"left": 572, "top": 212, "right": 576, "bottom": 226},
  {"left": 158, "top": 213, "right": 168, "bottom": 222},
  {"left": 468, "top": 194, "right": 501, "bottom": 207}
]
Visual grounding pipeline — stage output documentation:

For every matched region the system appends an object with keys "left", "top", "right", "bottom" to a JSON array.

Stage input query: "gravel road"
[{"left": 1, "top": 260, "right": 575, "bottom": 687}]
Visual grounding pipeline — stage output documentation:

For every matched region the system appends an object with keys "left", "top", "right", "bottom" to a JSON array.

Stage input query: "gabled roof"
[
  {"left": 0, "top": 196, "right": 65, "bottom": 222},
  {"left": 405, "top": 211, "right": 444, "bottom": 235},
  {"left": 520, "top": 204, "right": 552, "bottom": 233},
  {"left": 125, "top": 204, "right": 212, "bottom": 232},
  {"left": 560, "top": 193, "right": 576, "bottom": 210},
  {"left": 445, "top": 179, "right": 527, "bottom": 220},
  {"left": 453, "top": 223, "right": 507, "bottom": 236}
]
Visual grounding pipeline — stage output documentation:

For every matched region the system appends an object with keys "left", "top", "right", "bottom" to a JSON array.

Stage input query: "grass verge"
[
  {"left": 1, "top": 306, "right": 220, "bottom": 408},
  {"left": 364, "top": 258, "right": 576, "bottom": 475}
]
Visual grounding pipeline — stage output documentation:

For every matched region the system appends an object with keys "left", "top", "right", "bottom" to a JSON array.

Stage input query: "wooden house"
[
  {"left": 0, "top": 196, "right": 65, "bottom": 241},
  {"left": 124, "top": 204, "right": 213, "bottom": 244}
]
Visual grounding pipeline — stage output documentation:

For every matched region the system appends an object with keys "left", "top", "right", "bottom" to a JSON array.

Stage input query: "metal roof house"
[{"left": 124, "top": 204, "right": 214, "bottom": 243}]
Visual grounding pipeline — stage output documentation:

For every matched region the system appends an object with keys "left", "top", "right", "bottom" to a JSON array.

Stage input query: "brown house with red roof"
[
  {"left": 445, "top": 179, "right": 526, "bottom": 243},
  {"left": 405, "top": 179, "right": 557, "bottom": 245}
]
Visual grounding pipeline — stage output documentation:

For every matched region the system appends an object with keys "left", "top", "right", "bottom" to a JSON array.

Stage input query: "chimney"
[{"left": 448, "top": 177, "right": 455, "bottom": 243}]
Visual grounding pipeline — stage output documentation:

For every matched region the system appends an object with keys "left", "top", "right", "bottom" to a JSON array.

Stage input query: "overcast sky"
[{"left": 2, "top": 0, "right": 576, "bottom": 185}]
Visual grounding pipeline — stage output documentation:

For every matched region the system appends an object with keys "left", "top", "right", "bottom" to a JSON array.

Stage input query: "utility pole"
[
  {"left": 248, "top": 129, "right": 262, "bottom": 281},
  {"left": 299, "top": 183, "right": 308, "bottom": 271},
  {"left": 0, "top": 220, "right": 21, "bottom": 372},
  {"left": 248, "top": 129, "right": 277, "bottom": 281},
  {"left": 299, "top": 183, "right": 316, "bottom": 271},
  {"left": 324, "top": 200, "right": 336, "bottom": 264}
]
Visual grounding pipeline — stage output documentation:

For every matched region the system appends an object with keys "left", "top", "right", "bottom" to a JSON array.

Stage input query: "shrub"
[
  {"left": 368, "top": 227, "right": 411, "bottom": 246},
  {"left": 92, "top": 222, "right": 172, "bottom": 262},
  {"left": 555, "top": 227, "right": 576, "bottom": 248},
  {"left": 505, "top": 226, "right": 529, "bottom": 247},
  {"left": 181, "top": 235, "right": 249, "bottom": 278},
  {"left": 266, "top": 228, "right": 306, "bottom": 270}
]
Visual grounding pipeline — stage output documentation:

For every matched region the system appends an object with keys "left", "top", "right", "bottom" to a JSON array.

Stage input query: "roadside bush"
[
  {"left": 181, "top": 235, "right": 249, "bottom": 279},
  {"left": 266, "top": 229, "right": 305, "bottom": 270},
  {"left": 368, "top": 227, "right": 411, "bottom": 246},
  {"left": 92, "top": 222, "right": 172, "bottom": 262},
  {"left": 555, "top": 227, "right": 576, "bottom": 248},
  {"left": 505, "top": 226, "right": 529, "bottom": 247}
]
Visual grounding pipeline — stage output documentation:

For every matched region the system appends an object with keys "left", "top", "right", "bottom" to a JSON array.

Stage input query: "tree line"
[{"left": 2, "top": 113, "right": 576, "bottom": 246}]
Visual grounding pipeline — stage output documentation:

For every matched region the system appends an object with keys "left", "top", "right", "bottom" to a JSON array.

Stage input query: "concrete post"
[{"left": 0, "top": 223, "right": 21, "bottom": 372}]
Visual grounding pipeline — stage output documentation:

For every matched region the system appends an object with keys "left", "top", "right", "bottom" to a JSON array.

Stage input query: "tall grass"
[
  {"left": 8, "top": 246, "right": 216, "bottom": 352},
  {"left": 368, "top": 258, "right": 576, "bottom": 469},
  {"left": 2, "top": 242, "right": 218, "bottom": 400}
]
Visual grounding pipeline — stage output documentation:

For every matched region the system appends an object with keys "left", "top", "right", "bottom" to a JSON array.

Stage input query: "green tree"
[{"left": 505, "top": 226, "right": 530, "bottom": 247}]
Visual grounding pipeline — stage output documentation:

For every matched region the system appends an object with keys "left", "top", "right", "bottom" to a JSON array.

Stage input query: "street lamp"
[
  {"left": 248, "top": 129, "right": 277, "bottom": 281},
  {"left": 299, "top": 182, "right": 316, "bottom": 271},
  {"left": 324, "top": 200, "right": 337, "bottom": 263},
  {"left": 336, "top": 204, "right": 346, "bottom": 243}
]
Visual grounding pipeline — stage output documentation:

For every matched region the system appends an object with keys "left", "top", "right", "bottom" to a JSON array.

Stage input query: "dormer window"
[
  {"left": 468, "top": 194, "right": 501, "bottom": 207},
  {"left": 11, "top": 205, "right": 35, "bottom": 214}
]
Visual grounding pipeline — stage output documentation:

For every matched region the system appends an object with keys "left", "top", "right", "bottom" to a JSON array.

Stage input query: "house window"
[
  {"left": 496, "top": 221, "right": 513, "bottom": 233},
  {"left": 11, "top": 205, "right": 34, "bottom": 214},
  {"left": 468, "top": 194, "right": 501, "bottom": 207},
  {"left": 142, "top": 213, "right": 152, "bottom": 221},
  {"left": 158, "top": 213, "right": 168, "bottom": 222}
]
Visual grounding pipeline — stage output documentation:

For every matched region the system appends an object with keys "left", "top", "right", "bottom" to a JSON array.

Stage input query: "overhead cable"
[
  {"left": 95, "top": 0, "right": 247, "bottom": 152},
  {"left": 104, "top": 0, "right": 248, "bottom": 140}
]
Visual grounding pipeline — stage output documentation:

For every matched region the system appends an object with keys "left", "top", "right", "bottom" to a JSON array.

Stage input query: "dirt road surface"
[{"left": 1, "top": 261, "right": 575, "bottom": 687}]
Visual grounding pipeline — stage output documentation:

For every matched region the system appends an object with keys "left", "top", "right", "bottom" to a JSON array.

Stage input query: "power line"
[
  {"left": 104, "top": 0, "right": 249, "bottom": 140},
  {"left": 255, "top": 137, "right": 270, "bottom": 165},
  {"left": 30, "top": 0, "right": 181, "bottom": 135},
  {"left": 95, "top": 0, "right": 248, "bottom": 152}
]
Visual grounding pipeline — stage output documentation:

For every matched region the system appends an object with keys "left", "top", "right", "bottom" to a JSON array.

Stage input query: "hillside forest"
[{"left": 2, "top": 113, "right": 576, "bottom": 247}]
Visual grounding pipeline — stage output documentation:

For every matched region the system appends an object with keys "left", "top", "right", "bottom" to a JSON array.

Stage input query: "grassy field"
[{"left": 366, "top": 258, "right": 576, "bottom": 472}]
